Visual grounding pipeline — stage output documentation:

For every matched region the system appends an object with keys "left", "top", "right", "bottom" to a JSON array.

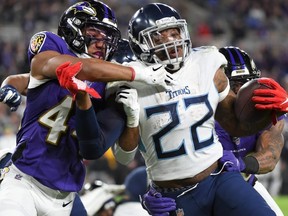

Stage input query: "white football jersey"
[{"left": 107, "top": 46, "right": 228, "bottom": 181}]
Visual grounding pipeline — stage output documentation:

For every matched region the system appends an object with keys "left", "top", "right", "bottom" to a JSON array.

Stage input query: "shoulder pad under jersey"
[{"left": 192, "top": 46, "right": 218, "bottom": 52}]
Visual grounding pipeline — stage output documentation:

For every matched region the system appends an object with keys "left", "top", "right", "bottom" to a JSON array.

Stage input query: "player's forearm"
[
  {"left": 76, "top": 106, "right": 106, "bottom": 160},
  {"left": 252, "top": 141, "right": 283, "bottom": 174},
  {"left": 76, "top": 102, "right": 127, "bottom": 160},
  {"left": 75, "top": 92, "right": 92, "bottom": 110},
  {"left": 78, "top": 58, "right": 134, "bottom": 82},
  {"left": 251, "top": 123, "right": 284, "bottom": 174},
  {"left": 31, "top": 51, "right": 134, "bottom": 82},
  {"left": 112, "top": 125, "right": 139, "bottom": 165},
  {"left": 250, "top": 148, "right": 280, "bottom": 174},
  {"left": 1, "top": 74, "right": 29, "bottom": 95},
  {"left": 118, "top": 127, "right": 139, "bottom": 151}
]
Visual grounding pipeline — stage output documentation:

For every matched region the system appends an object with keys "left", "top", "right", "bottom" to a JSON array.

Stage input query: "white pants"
[
  {"left": 0, "top": 164, "right": 76, "bottom": 216},
  {"left": 254, "top": 181, "right": 284, "bottom": 216}
]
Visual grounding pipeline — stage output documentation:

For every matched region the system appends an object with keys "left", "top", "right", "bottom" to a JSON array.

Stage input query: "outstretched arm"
[{"left": 31, "top": 51, "right": 172, "bottom": 88}]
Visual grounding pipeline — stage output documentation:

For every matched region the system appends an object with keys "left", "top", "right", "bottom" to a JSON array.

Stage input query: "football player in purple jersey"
[
  {"left": 0, "top": 38, "right": 139, "bottom": 216},
  {"left": 0, "top": 1, "right": 173, "bottom": 215},
  {"left": 217, "top": 46, "right": 284, "bottom": 216}
]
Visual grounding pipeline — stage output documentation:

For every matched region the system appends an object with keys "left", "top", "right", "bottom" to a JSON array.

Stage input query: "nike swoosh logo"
[
  {"left": 152, "top": 66, "right": 162, "bottom": 71},
  {"left": 62, "top": 200, "right": 72, "bottom": 207}
]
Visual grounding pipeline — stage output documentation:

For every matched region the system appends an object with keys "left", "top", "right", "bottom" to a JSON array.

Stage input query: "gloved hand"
[
  {"left": 140, "top": 186, "right": 176, "bottom": 216},
  {"left": 115, "top": 85, "right": 140, "bottom": 128},
  {"left": 219, "top": 150, "right": 246, "bottom": 172},
  {"left": 130, "top": 64, "right": 176, "bottom": 88},
  {"left": 56, "top": 62, "right": 101, "bottom": 100},
  {"left": 252, "top": 78, "right": 288, "bottom": 112},
  {"left": 0, "top": 85, "right": 21, "bottom": 111}
]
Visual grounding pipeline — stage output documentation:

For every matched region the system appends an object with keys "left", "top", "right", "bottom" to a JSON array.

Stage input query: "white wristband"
[{"left": 112, "top": 142, "right": 138, "bottom": 165}]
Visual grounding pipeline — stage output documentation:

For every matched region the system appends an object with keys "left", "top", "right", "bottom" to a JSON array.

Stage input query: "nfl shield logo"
[{"left": 176, "top": 208, "right": 184, "bottom": 216}]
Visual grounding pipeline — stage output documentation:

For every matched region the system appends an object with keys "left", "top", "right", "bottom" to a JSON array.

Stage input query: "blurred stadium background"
[{"left": 0, "top": 0, "right": 288, "bottom": 214}]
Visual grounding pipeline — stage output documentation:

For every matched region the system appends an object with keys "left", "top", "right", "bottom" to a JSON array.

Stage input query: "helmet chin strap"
[
  {"left": 140, "top": 48, "right": 156, "bottom": 64},
  {"left": 165, "top": 61, "right": 183, "bottom": 73}
]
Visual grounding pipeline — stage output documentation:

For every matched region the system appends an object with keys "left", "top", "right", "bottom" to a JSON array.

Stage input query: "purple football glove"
[
  {"left": 0, "top": 85, "right": 21, "bottom": 112},
  {"left": 140, "top": 186, "right": 176, "bottom": 216},
  {"left": 219, "top": 150, "right": 246, "bottom": 172}
]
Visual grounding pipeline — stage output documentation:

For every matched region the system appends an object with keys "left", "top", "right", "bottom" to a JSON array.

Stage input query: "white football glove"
[
  {"left": 115, "top": 85, "right": 140, "bottom": 128},
  {"left": 130, "top": 64, "right": 176, "bottom": 88}
]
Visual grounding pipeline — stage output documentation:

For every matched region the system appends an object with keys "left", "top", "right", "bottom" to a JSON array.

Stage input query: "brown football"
[{"left": 234, "top": 78, "right": 272, "bottom": 123}]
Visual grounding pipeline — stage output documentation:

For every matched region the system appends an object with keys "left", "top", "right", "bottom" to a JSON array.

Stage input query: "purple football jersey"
[
  {"left": 216, "top": 115, "right": 284, "bottom": 157},
  {"left": 215, "top": 121, "right": 259, "bottom": 157},
  {"left": 13, "top": 31, "right": 105, "bottom": 192}
]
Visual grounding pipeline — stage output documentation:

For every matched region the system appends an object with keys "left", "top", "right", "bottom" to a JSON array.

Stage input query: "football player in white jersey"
[
  {"left": 61, "top": 3, "right": 288, "bottom": 216},
  {"left": 138, "top": 47, "right": 285, "bottom": 216}
]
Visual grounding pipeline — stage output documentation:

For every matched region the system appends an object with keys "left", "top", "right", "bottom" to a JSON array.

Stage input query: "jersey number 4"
[
  {"left": 38, "top": 97, "right": 74, "bottom": 145},
  {"left": 146, "top": 95, "right": 214, "bottom": 159}
]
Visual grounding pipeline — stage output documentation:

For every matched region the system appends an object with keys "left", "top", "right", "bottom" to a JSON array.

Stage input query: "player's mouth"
[
  {"left": 91, "top": 51, "right": 104, "bottom": 59},
  {"left": 169, "top": 48, "right": 180, "bottom": 58}
]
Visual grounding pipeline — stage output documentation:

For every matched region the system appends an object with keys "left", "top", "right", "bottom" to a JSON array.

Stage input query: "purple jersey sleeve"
[{"left": 28, "top": 31, "right": 73, "bottom": 63}]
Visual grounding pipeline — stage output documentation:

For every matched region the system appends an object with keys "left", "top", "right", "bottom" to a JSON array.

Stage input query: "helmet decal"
[{"left": 67, "top": 2, "right": 96, "bottom": 17}]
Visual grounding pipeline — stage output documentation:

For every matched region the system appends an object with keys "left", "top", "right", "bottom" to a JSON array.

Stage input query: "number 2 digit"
[{"left": 145, "top": 95, "right": 214, "bottom": 159}]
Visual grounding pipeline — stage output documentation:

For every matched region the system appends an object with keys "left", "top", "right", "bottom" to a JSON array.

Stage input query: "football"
[{"left": 234, "top": 78, "right": 272, "bottom": 123}]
